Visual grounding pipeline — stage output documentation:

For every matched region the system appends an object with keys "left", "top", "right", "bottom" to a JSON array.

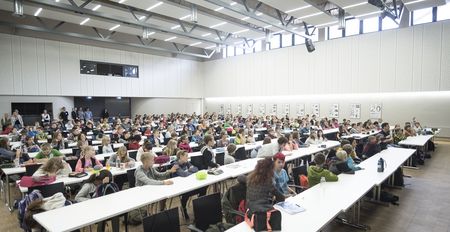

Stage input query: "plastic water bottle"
[
  {"left": 116, "top": 159, "right": 120, "bottom": 168},
  {"left": 320, "top": 176, "right": 326, "bottom": 185},
  {"left": 377, "top": 158, "right": 384, "bottom": 172}
]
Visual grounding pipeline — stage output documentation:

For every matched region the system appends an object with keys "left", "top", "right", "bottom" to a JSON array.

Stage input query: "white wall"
[
  {"left": 131, "top": 98, "right": 202, "bottom": 115},
  {"left": 0, "top": 33, "right": 202, "bottom": 98},
  {"left": 202, "top": 20, "right": 450, "bottom": 97},
  {"left": 0, "top": 96, "right": 74, "bottom": 119},
  {"left": 202, "top": 20, "right": 450, "bottom": 136}
]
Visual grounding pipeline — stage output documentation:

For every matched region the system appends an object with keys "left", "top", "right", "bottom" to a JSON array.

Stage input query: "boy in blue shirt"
[{"left": 273, "top": 152, "right": 296, "bottom": 197}]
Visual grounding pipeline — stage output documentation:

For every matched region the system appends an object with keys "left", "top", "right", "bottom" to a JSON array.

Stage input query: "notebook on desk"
[{"left": 274, "top": 201, "right": 306, "bottom": 215}]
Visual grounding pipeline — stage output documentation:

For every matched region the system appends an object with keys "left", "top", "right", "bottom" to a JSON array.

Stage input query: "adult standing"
[
  {"left": 101, "top": 108, "right": 109, "bottom": 121},
  {"left": 10, "top": 109, "right": 24, "bottom": 129},
  {"left": 1, "top": 113, "right": 11, "bottom": 131},
  {"left": 84, "top": 108, "right": 93, "bottom": 122},
  {"left": 77, "top": 107, "right": 85, "bottom": 123},
  {"left": 71, "top": 107, "right": 78, "bottom": 121},
  {"left": 59, "top": 107, "right": 69, "bottom": 130},
  {"left": 41, "top": 109, "right": 51, "bottom": 126}
]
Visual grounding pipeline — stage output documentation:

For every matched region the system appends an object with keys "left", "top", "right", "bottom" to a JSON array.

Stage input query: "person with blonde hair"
[
  {"left": 32, "top": 157, "right": 71, "bottom": 177},
  {"left": 101, "top": 135, "right": 113, "bottom": 154},
  {"left": 75, "top": 146, "right": 103, "bottom": 172},
  {"left": 162, "top": 139, "right": 179, "bottom": 157},
  {"left": 107, "top": 146, "right": 135, "bottom": 168},
  {"left": 134, "top": 152, "right": 177, "bottom": 186}
]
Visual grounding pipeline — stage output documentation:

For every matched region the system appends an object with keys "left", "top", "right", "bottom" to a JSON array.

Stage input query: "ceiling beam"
[
  {"left": 0, "top": 20, "right": 215, "bottom": 59},
  {"left": 157, "top": 0, "right": 264, "bottom": 33},
  {"left": 17, "top": 0, "right": 233, "bottom": 46},
  {"left": 203, "top": 0, "right": 310, "bottom": 38},
  {"left": 85, "top": 0, "right": 249, "bottom": 45}
]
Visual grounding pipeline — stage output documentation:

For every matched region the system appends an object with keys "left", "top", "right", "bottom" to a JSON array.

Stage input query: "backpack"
[
  {"left": 236, "top": 200, "right": 246, "bottom": 223},
  {"left": 299, "top": 174, "right": 309, "bottom": 189},
  {"left": 95, "top": 183, "right": 119, "bottom": 197},
  {"left": 245, "top": 208, "right": 282, "bottom": 232},
  {"left": 380, "top": 191, "right": 399, "bottom": 205},
  {"left": 154, "top": 155, "right": 170, "bottom": 165},
  {"left": 18, "top": 190, "right": 43, "bottom": 230}
]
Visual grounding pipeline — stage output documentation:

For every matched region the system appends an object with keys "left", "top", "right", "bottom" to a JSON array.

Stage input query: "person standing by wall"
[{"left": 11, "top": 109, "right": 24, "bottom": 129}]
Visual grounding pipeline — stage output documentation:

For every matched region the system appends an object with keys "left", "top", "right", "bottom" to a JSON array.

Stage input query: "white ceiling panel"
[{"left": 403, "top": 0, "right": 446, "bottom": 11}]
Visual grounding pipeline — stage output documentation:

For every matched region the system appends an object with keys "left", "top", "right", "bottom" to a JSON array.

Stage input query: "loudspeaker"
[{"left": 305, "top": 38, "right": 315, "bottom": 53}]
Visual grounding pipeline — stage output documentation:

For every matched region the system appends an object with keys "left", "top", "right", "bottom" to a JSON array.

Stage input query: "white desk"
[
  {"left": 227, "top": 147, "right": 416, "bottom": 232},
  {"left": 398, "top": 135, "right": 434, "bottom": 147},
  {"left": 342, "top": 130, "right": 380, "bottom": 140}
]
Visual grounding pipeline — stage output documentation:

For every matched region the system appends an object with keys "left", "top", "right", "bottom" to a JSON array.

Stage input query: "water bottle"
[
  {"left": 320, "top": 176, "right": 326, "bottom": 185},
  {"left": 377, "top": 158, "right": 385, "bottom": 172},
  {"left": 116, "top": 159, "right": 120, "bottom": 168}
]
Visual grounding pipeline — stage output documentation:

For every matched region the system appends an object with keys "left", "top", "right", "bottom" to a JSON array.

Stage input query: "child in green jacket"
[{"left": 308, "top": 153, "right": 338, "bottom": 187}]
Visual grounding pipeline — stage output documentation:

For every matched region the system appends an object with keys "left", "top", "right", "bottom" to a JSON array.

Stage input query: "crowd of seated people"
[{"left": 0, "top": 107, "right": 435, "bottom": 231}]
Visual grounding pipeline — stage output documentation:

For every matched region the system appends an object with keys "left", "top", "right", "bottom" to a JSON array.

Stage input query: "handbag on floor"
[{"left": 245, "top": 208, "right": 282, "bottom": 232}]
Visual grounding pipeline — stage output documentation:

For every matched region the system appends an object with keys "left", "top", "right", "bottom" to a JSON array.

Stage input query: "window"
[
  {"left": 294, "top": 34, "right": 305, "bottom": 45},
  {"left": 235, "top": 47, "right": 244, "bottom": 56},
  {"left": 363, "top": 17, "right": 379, "bottom": 33},
  {"left": 328, "top": 25, "right": 342, "bottom": 39},
  {"left": 265, "top": 41, "right": 270, "bottom": 50},
  {"left": 281, "top": 34, "right": 293, "bottom": 47},
  {"left": 254, "top": 40, "right": 262, "bottom": 52},
  {"left": 222, "top": 48, "right": 226, "bottom": 58},
  {"left": 244, "top": 42, "right": 254, "bottom": 54},
  {"left": 345, "top": 19, "right": 360, "bottom": 36},
  {"left": 382, "top": 17, "right": 399, "bottom": 30},
  {"left": 413, "top": 8, "right": 432, "bottom": 25},
  {"left": 270, "top": 34, "right": 281, "bottom": 49},
  {"left": 80, "top": 60, "right": 138, "bottom": 78},
  {"left": 437, "top": 4, "right": 450, "bottom": 21},
  {"left": 227, "top": 46, "right": 235, "bottom": 57}
]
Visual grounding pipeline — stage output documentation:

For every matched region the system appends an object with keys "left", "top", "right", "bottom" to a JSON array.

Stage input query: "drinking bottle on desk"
[{"left": 377, "top": 158, "right": 385, "bottom": 172}]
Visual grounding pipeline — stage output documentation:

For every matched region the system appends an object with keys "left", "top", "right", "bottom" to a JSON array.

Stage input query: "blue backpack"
[
  {"left": 18, "top": 190, "right": 43, "bottom": 230},
  {"left": 95, "top": 182, "right": 119, "bottom": 197}
]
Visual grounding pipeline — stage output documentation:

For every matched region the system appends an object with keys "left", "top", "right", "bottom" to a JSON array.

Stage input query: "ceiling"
[{"left": 0, "top": 0, "right": 445, "bottom": 58}]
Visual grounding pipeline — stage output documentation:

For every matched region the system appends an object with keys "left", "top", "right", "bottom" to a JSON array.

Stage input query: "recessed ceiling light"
[
  {"left": 404, "top": 0, "right": 426, "bottom": 5},
  {"left": 230, "top": 2, "right": 237, "bottom": 6},
  {"left": 92, "top": 4, "right": 101, "bottom": 11},
  {"left": 139, "top": 16, "right": 146, "bottom": 20},
  {"left": 119, "top": 0, "right": 127, "bottom": 3},
  {"left": 241, "top": 16, "right": 250, "bottom": 20},
  {"left": 179, "top": 14, "right": 191, "bottom": 20},
  {"left": 171, "top": 25, "right": 181, "bottom": 30},
  {"left": 285, "top": 5, "right": 311, "bottom": 13},
  {"left": 256, "top": 12, "right": 263, "bottom": 16},
  {"left": 215, "top": 7, "right": 224, "bottom": 11},
  {"left": 80, "top": 18, "right": 90, "bottom": 25},
  {"left": 146, "top": 2, "right": 163, "bottom": 11},
  {"left": 164, "top": 36, "right": 177, "bottom": 41},
  {"left": 202, "top": 33, "right": 211, "bottom": 37},
  {"left": 190, "top": 42, "right": 202, "bottom": 46},
  {"left": 233, "top": 29, "right": 249, "bottom": 34},
  {"left": 34, "top": 8, "right": 42, "bottom": 16},
  {"left": 109, "top": 24, "right": 120, "bottom": 31},
  {"left": 263, "top": 25, "right": 272, "bottom": 29},
  {"left": 210, "top": 22, "right": 227, "bottom": 28},
  {"left": 343, "top": 2, "right": 367, "bottom": 9}
]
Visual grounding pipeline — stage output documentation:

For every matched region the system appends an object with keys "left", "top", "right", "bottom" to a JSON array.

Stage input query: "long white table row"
[
  {"left": 32, "top": 141, "right": 340, "bottom": 232},
  {"left": 226, "top": 147, "right": 416, "bottom": 232}
]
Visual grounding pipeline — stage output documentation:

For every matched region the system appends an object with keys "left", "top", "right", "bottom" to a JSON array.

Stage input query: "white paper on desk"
[
  {"left": 274, "top": 201, "right": 305, "bottom": 215},
  {"left": 226, "top": 164, "right": 241, "bottom": 169}
]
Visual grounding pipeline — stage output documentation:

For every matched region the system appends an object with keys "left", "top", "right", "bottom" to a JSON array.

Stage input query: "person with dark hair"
[
  {"left": 128, "top": 134, "right": 141, "bottom": 150},
  {"left": 71, "top": 107, "right": 78, "bottom": 121},
  {"left": 101, "top": 108, "right": 109, "bottom": 120},
  {"left": 257, "top": 136, "right": 288, "bottom": 158},
  {"left": 198, "top": 135, "right": 219, "bottom": 170},
  {"left": 178, "top": 135, "right": 192, "bottom": 153},
  {"left": 379, "top": 122, "right": 393, "bottom": 150},
  {"left": 136, "top": 140, "right": 152, "bottom": 162},
  {"left": 75, "top": 170, "right": 112, "bottom": 202},
  {"left": 246, "top": 158, "right": 285, "bottom": 213},
  {"left": 34, "top": 143, "right": 63, "bottom": 162},
  {"left": 307, "top": 153, "right": 338, "bottom": 187},
  {"left": 0, "top": 137, "right": 23, "bottom": 162}
]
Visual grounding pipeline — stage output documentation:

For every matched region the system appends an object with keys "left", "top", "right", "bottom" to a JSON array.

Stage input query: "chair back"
[
  {"left": 127, "top": 169, "right": 136, "bottom": 188},
  {"left": 128, "top": 150, "right": 138, "bottom": 161},
  {"left": 28, "top": 182, "right": 65, "bottom": 198},
  {"left": 234, "top": 147, "right": 247, "bottom": 161},
  {"left": 143, "top": 207, "right": 180, "bottom": 232},
  {"left": 193, "top": 193, "right": 222, "bottom": 231},
  {"left": 215, "top": 152, "right": 225, "bottom": 166},
  {"left": 25, "top": 164, "right": 43, "bottom": 176}
]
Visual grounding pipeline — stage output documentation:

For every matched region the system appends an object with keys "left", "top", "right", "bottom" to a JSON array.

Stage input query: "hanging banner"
[
  {"left": 350, "top": 104, "right": 361, "bottom": 119},
  {"left": 329, "top": 104, "right": 339, "bottom": 118},
  {"left": 311, "top": 104, "right": 320, "bottom": 117}
]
